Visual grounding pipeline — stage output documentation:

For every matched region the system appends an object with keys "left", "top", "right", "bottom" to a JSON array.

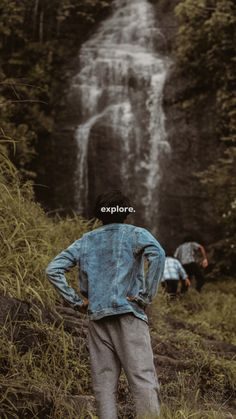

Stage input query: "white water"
[{"left": 69, "top": 0, "right": 170, "bottom": 225}]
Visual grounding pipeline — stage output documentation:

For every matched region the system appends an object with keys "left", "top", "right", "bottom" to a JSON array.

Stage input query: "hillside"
[
  {"left": 0, "top": 157, "right": 236, "bottom": 418},
  {"left": 1, "top": 0, "right": 236, "bottom": 417},
  {"left": 1, "top": 1, "right": 235, "bottom": 272}
]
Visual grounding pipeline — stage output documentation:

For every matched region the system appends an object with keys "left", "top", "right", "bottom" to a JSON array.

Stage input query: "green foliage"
[
  {"left": 174, "top": 0, "right": 236, "bottom": 275},
  {"left": 1, "top": 1, "right": 236, "bottom": 414},
  {"left": 0, "top": 146, "right": 98, "bottom": 304},
  {"left": 175, "top": 0, "right": 236, "bottom": 144},
  {"left": 0, "top": 152, "right": 98, "bottom": 416},
  {"left": 152, "top": 284, "right": 236, "bottom": 418},
  {"left": 0, "top": 0, "right": 111, "bottom": 178},
  {"left": 198, "top": 148, "right": 236, "bottom": 276},
  {"left": 0, "top": 153, "right": 235, "bottom": 417}
]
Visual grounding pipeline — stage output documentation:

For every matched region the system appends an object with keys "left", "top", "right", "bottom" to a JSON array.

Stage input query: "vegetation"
[
  {"left": 145, "top": 283, "right": 236, "bottom": 418},
  {"left": 0, "top": 154, "right": 235, "bottom": 417},
  {"left": 0, "top": 0, "right": 111, "bottom": 178},
  {"left": 1, "top": 0, "right": 235, "bottom": 275},
  {"left": 1, "top": 0, "right": 235, "bottom": 417},
  {"left": 0, "top": 149, "right": 97, "bottom": 417},
  {"left": 0, "top": 146, "right": 97, "bottom": 304},
  {"left": 174, "top": 0, "right": 236, "bottom": 276}
]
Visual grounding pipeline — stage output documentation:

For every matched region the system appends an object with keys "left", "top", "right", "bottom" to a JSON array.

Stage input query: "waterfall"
[{"left": 68, "top": 0, "right": 170, "bottom": 230}]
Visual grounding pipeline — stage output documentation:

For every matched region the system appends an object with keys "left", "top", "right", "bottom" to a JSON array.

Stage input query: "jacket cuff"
[
  {"left": 135, "top": 296, "right": 150, "bottom": 308},
  {"left": 73, "top": 300, "right": 84, "bottom": 310}
]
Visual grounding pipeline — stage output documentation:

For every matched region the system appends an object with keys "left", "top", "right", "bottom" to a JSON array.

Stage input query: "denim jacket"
[{"left": 46, "top": 223, "right": 165, "bottom": 323}]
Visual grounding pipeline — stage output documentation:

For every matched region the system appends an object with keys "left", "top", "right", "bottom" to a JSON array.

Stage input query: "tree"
[{"left": 175, "top": 0, "right": 236, "bottom": 275}]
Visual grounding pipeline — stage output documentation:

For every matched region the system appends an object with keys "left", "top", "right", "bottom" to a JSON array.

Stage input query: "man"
[
  {"left": 162, "top": 255, "right": 190, "bottom": 299},
  {"left": 46, "top": 190, "right": 165, "bottom": 419},
  {"left": 174, "top": 237, "right": 208, "bottom": 292}
]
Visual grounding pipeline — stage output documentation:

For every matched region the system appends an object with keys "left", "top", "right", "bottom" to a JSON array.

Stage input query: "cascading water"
[{"left": 68, "top": 0, "right": 170, "bottom": 231}]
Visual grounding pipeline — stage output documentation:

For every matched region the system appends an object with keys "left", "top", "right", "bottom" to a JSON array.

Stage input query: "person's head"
[{"left": 94, "top": 190, "right": 134, "bottom": 224}]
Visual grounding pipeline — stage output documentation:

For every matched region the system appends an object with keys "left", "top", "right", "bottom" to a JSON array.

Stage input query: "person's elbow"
[
  {"left": 156, "top": 245, "right": 165, "bottom": 264},
  {"left": 45, "top": 261, "right": 56, "bottom": 278},
  {"left": 150, "top": 243, "right": 165, "bottom": 258},
  {"left": 159, "top": 246, "right": 165, "bottom": 270},
  {"left": 149, "top": 244, "right": 165, "bottom": 268},
  {"left": 160, "top": 245, "right": 165, "bottom": 260},
  {"left": 150, "top": 244, "right": 165, "bottom": 273}
]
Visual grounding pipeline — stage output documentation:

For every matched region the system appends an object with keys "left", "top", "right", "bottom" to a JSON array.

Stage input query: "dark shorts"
[{"left": 183, "top": 262, "right": 205, "bottom": 291}]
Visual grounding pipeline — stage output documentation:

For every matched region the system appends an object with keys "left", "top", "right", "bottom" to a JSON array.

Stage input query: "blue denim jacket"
[{"left": 46, "top": 223, "right": 165, "bottom": 323}]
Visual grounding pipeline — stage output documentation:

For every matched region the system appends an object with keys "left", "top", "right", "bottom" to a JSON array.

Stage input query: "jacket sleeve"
[
  {"left": 45, "top": 239, "right": 84, "bottom": 309},
  {"left": 134, "top": 228, "right": 165, "bottom": 305}
]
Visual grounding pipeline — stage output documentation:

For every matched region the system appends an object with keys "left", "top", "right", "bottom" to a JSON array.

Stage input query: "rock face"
[
  {"left": 36, "top": 0, "right": 170, "bottom": 232},
  {"left": 37, "top": 0, "right": 220, "bottom": 252},
  {"left": 67, "top": 0, "right": 171, "bottom": 234},
  {"left": 152, "top": 0, "right": 219, "bottom": 251}
]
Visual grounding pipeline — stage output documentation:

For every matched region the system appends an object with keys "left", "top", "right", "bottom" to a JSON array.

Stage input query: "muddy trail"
[{"left": 1, "top": 288, "right": 236, "bottom": 418}]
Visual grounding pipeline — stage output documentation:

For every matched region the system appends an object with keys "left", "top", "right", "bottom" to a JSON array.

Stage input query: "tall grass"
[
  {"left": 0, "top": 150, "right": 99, "bottom": 305},
  {"left": 151, "top": 286, "right": 236, "bottom": 418},
  {"left": 0, "top": 151, "right": 97, "bottom": 417},
  {"left": 1, "top": 151, "right": 236, "bottom": 418}
]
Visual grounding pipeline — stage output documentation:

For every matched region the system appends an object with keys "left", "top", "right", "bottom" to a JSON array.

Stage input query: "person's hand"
[
  {"left": 74, "top": 298, "right": 89, "bottom": 314},
  {"left": 127, "top": 296, "right": 136, "bottom": 302},
  {"left": 81, "top": 298, "right": 89, "bottom": 313},
  {"left": 201, "top": 258, "right": 208, "bottom": 268},
  {"left": 127, "top": 296, "right": 147, "bottom": 311},
  {"left": 83, "top": 297, "right": 89, "bottom": 306},
  {"left": 185, "top": 278, "right": 191, "bottom": 287}
]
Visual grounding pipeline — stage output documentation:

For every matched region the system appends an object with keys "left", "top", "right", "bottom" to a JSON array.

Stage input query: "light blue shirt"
[
  {"left": 162, "top": 257, "right": 187, "bottom": 281},
  {"left": 46, "top": 223, "right": 165, "bottom": 323},
  {"left": 174, "top": 242, "right": 201, "bottom": 265}
]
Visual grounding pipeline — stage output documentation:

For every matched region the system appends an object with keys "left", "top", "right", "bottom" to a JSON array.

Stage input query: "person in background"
[
  {"left": 46, "top": 190, "right": 165, "bottom": 419},
  {"left": 162, "top": 255, "right": 190, "bottom": 299},
  {"left": 174, "top": 237, "right": 208, "bottom": 293}
]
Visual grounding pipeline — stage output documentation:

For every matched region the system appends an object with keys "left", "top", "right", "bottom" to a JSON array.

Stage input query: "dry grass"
[
  {"left": 0, "top": 150, "right": 99, "bottom": 305},
  {"left": 1, "top": 151, "right": 236, "bottom": 418},
  {"left": 151, "top": 284, "right": 236, "bottom": 418}
]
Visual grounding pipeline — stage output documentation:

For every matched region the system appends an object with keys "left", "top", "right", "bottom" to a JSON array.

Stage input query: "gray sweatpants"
[{"left": 88, "top": 313, "right": 160, "bottom": 419}]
